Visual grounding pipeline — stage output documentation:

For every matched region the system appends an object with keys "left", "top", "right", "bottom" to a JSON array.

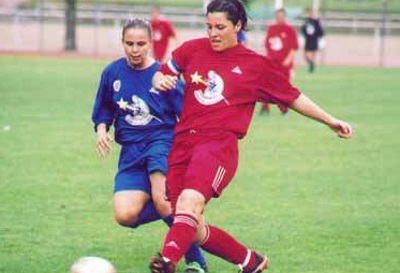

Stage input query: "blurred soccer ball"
[{"left": 71, "top": 257, "right": 117, "bottom": 273}]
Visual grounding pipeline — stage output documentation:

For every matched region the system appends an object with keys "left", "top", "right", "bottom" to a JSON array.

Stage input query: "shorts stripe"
[{"left": 212, "top": 166, "right": 226, "bottom": 193}]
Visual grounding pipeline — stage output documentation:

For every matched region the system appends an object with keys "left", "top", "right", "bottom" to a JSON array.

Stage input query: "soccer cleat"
[
  {"left": 184, "top": 261, "right": 206, "bottom": 273},
  {"left": 239, "top": 252, "right": 269, "bottom": 273},
  {"left": 149, "top": 253, "right": 176, "bottom": 273}
]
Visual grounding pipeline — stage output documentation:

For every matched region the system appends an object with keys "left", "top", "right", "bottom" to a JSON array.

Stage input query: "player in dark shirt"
[{"left": 301, "top": 8, "right": 324, "bottom": 73}]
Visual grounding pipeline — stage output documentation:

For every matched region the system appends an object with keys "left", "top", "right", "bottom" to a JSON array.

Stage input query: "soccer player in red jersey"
[
  {"left": 261, "top": 8, "right": 299, "bottom": 115},
  {"left": 150, "top": 6, "right": 177, "bottom": 62},
  {"left": 149, "top": 1, "right": 353, "bottom": 273}
]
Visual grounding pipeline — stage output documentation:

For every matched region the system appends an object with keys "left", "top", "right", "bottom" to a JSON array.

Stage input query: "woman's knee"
[
  {"left": 114, "top": 209, "right": 140, "bottom": 227},
  {"left": 176, "top": 189, "right": 206, "bottom": 217},
  {"left": 113, "top": 191, "right": 149, "bottom": 228}
]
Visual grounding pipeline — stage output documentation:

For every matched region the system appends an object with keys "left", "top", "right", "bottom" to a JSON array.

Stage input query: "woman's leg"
[
  {"left": 150, "top": 172, "right": 208, "bottom": 272},
  {"left": 113, "top": 190, "right": 158, "bottom": 228}
]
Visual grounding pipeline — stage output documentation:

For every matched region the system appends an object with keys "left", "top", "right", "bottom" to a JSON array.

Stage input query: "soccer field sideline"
[{"left": 0, "top": 55, "right": 398, "bottom": 273}]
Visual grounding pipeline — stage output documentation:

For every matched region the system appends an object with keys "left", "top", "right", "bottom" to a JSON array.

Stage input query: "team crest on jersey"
[
  {"left": 113, "top": 80, "right": 121, "bottom": 92},
  {"left": 191, "top": 71, "right": 229, "bottom": 106},
  {"left": 153, "top": 30, "right": 162, "bottom": 42},
  {"left": 306, "top": 23, "right": 316, "bottom": 35},
  {"left": 117, "top": 96, "right": 161, "bottom": 126},
  {"left": 269, "top": 36, "right": 283, "bottom": 51}
]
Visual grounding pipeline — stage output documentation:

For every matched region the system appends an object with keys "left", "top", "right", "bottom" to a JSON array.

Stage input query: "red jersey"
[
  {"left": 150, "top": 18, "right": 176, "bottom": 61},
  {"left": 160, "top": 38, "right": 301, "bottom": 139},
  {"left": 265, "top": 23, "right": 299, "bottom": 63}
]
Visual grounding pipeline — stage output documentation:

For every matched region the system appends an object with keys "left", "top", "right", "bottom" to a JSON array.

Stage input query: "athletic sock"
[
  {"left": 162, "top": 215, "right": 174, "bottom": 226},
  {"left": 310, "top": 61, "right": 315, "bottom": 73},
  {"left": 185, "top": 244, "right": 208, "bottom": 268},
  {"left": 201, "top": 225, "right": 258, "bottom": 270},
  {"left": 131, "top": 201, "right": 161, "bottom": 228},
  {"left": 162, "top": 214, "right": 207, "bottom": 268},
  {"left": 161, "top": 213, "right": 199, "bottom": 264}
]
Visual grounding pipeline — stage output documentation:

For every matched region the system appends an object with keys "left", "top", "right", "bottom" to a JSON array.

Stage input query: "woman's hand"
[
  {"left": 153, "top": 71, "right": 178, "bottom": 91},
  {"left": 96, "top": 124, "right": 113, "bottom": 158},
  {"left": 328, "top": 119, "right": 354, "bottom": 139}
]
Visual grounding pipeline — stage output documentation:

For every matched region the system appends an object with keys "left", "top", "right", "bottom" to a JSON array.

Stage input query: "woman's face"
[
  {"left": 206, "top": 12, "right": 240, "bottom": 52},
  {"left": 122, "top": 27, "right": 151, "bottom": 68}
]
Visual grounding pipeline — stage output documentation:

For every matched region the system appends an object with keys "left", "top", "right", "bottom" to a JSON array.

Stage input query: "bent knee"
[
  {"left": 176, "top": 190, "right": 205, "bottom": 216},
  {"left": 114, "top": 210, "right": 140, "bottom": 228}
]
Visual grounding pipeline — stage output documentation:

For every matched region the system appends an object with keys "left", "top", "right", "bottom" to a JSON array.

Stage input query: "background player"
[
  {"left": 150, "top": 6, "right": 177, "bottom": 63},
  {"left": 261, "top": 8, "right": 299, "bottom": 115},
  {"left": 149, "top": 0, "right": 353, "bottom": 272},
  {"left": 301, "top": 8, "right": 324, "bottom": 73},
  {"left": 91, "top": 18, "right": 207, "bottom": 273}
]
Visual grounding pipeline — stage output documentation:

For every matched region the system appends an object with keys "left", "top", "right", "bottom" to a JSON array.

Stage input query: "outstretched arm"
[{"left": 290, "top": 94, "right": 354, "bottom": 139}]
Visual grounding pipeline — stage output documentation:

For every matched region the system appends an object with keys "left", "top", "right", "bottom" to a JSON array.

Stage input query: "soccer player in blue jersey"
[{"left": 91, "top": 18, "right": 207, "bottom": 273}]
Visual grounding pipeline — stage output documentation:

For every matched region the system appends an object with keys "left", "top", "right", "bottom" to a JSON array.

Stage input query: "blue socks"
[{"left": 130, "top": 201, "right": 161, "bottom": 228}]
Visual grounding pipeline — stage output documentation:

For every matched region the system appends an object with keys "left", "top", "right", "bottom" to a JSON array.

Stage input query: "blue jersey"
[{"left": 92, "top": 58, "right": 183, "bottom": 144}]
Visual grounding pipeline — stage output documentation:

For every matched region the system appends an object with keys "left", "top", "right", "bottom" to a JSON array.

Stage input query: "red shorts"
[{"left": 166, "top": 130, "right": 239, "bottom": 211}]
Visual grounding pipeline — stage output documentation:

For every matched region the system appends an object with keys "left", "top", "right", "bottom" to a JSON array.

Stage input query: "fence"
[{"left": 0, "top": 2, "right": 399, "bottom": 67}]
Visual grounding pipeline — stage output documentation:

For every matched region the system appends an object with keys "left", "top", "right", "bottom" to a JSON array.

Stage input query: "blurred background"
[{"left": 0, "top": 0, "right": 399, "bottom": 67}]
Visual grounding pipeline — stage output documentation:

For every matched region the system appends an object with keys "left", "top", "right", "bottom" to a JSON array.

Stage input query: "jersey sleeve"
[
  {"left": 167, "top": 21, "right": 176, "bottom": 38},
  {"left": 159, "top": 40, "right": 192, "bottom": 76},
  {"left": 91, "top": 69, "right": 116, "bottom": 131},
  {"left": 255, "top": 59, "right": 301, "bottom": 106}
]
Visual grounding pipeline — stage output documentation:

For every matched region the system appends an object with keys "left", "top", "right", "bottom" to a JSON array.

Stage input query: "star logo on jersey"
[
  {"left": 191, "top": 70, "right": 229, "bottom": 106},
  {"left": 117, "top": 97, "right": 129, "bottom": 109},
  {"left": 117, "top": 96, "right": 162, "bottom": 126}
]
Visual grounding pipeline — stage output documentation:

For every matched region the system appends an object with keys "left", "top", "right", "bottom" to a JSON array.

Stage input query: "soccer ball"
[{"left": 71, "top": 257, "right": 117, "bottom": 273}]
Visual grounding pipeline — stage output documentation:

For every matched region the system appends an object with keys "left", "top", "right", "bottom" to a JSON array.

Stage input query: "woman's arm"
[{"left": 290, "top": 93, "right": 354, "bottom": 139}]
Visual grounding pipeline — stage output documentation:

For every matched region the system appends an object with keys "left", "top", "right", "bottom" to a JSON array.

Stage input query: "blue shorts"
[{"left": 114, "top": 139, "right": 172, "bottom": 193}]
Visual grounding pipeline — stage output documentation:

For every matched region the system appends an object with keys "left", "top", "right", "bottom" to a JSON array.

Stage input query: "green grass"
[{"left": 0, "top": 55, "right": 399, "bottom": 273}]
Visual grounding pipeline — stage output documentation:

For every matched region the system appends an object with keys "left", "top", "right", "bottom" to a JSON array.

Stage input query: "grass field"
[{"left": 0, "top": 55, "right": 399, "bottom": 273}]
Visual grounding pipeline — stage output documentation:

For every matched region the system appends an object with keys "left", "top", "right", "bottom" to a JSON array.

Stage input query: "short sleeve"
[
  {"left": 255, "top": 59, "right": 301, "bottom": 106},
  {"left": 167, "top": 21, "right": 176, "bottom": 38},
  {"left": 159, "top": 40, "right": 192, "bottom": 76},
  {"left": 91, "top": 69, "right": 116, "bottom": 131}
]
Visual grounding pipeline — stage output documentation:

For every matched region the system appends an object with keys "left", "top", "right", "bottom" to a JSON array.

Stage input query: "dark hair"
[
  {"left": 122, "top": 18, "right": 152, "bottom": 39},
  {"left": 206, "top": 0, "right": 248, "bottom": 31}
]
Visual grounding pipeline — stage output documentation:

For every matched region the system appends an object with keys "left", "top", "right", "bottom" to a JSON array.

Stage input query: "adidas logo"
[
  {"left": 232, "top": 66, "right": 242, "bottom": 74},
  {"left": 166, "top": 241, "right": 180, "bottom": 249}
]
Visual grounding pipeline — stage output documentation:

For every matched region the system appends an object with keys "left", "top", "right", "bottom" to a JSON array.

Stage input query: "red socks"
[
  {"left": 161, "top": 217, "right": 258, "bottom": 271},
  {"left": 201, "top": 224, "right": 258, "bottom": 270},
  {"left": 161, "top": 214, "right": 198, "bottom": 264}
]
